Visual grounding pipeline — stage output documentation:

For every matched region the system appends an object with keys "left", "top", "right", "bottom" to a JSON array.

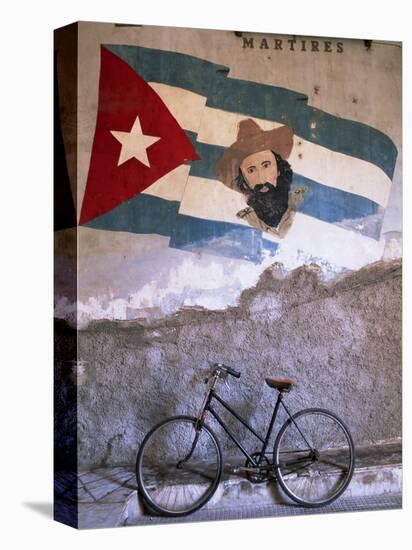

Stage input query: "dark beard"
[{"left": 246, "top": 181, "right": 290, "bottom": 227}]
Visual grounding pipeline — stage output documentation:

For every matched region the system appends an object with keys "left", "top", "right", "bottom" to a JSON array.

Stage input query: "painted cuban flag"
[{"left": 80, "top": 45, "right": 398, "bottom": 271}]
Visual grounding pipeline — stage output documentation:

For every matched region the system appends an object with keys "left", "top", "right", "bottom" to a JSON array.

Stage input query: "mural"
[
  {"left": 54, "top": 23, "right": 402, "bottom": 325},
  {"left": 80, "top": 43, "right": 398, "bottom": 267}
]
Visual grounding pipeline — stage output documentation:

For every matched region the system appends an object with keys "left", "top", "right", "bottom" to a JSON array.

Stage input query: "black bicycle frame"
[{"left": 203, "top": 388, "right": 286, "bottom": 468}]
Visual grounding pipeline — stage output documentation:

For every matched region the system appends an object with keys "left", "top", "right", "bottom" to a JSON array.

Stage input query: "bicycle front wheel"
[
  {"left": 274, "top": 408, "right": 355, "bottom": 507},
  {"left": 136, "top": 415, "right": 223, "bottom": 516}
]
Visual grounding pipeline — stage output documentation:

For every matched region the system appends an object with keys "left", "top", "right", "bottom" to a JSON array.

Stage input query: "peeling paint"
[
  {"left": 336, "top": 212, "right": 384, "bottom": 239},
  {"left": 63, "top": 241, "right": 282, "bottom": 327}
]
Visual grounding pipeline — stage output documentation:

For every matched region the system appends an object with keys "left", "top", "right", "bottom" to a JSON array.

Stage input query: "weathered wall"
[
  {"left": 53, "top": 23, "right": 402, "bottom": 327},
  {"left": 53, "top": 23, "right": 402, "bottom": 473},
  {"left": 73, "top": 259, "right": 401, "bottom": 468}
]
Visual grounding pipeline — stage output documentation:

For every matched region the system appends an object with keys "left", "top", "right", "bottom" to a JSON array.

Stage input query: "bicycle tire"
[
  {"left": 136, "top": 415, "right": 223, "bottom": 517},
  {"left": 274, "top": 408, "right": 355, "bottom": 507}
]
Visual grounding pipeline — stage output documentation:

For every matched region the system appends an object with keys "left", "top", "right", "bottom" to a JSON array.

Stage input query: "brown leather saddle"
[{"left": 265, "top": 377, "right": 294, "bottom": 392}]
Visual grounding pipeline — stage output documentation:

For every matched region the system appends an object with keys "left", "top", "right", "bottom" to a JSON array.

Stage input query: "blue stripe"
[
  {"left": 169, "top": 214, "right": 278, "bottom": 263},
  {"left": 290, "top": 178, "right": 382, "bottom": 240},
  {"left": 104, "top": 44, "right": 228, "bottom": 99},
  {"left": 105, "top": 44, "right": 398, "bottom": 179},
  {"left": 83, "top": 193, "right": 180, "bottom": 236},
  {"left": 82, "top": 192, "right": 278, "bottom": 263}
]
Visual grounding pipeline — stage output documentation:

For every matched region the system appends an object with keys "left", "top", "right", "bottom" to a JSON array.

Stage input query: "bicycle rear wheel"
[
  {"left": 274, "top": 408, "right": 355, "bottom": 507},
  {"left": 136, "top": 415, "right": 223, "bottom": 516}
]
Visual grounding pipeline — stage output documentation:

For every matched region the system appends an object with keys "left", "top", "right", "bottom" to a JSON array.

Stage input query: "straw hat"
[{"left": 214, "top": 119, "right": 294, "bottom": 192}]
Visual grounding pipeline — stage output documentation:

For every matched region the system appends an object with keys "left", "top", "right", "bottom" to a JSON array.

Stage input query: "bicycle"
[{"left": 136, "top": 363, "right": 355, "bottom": 517}]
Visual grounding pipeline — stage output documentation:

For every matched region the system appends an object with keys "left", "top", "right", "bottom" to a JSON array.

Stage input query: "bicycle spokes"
[
  {"left": 137, "top": 417, "right": 222, "bottom": 515},
  {"left": 274, "top": 409, "right": 355, "bottom": 506}
]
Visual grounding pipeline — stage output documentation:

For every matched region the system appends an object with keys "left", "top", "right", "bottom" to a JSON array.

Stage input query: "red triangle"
[{"left": 79, "top": 46, "right": 200, "bottom": 225}]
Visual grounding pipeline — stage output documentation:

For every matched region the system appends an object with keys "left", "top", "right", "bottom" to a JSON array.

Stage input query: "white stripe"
[
  {"left": 177, "top": 175, "right": 384, "bottom": 271},
  {"left": 178, "top": 176, "right": 248, "bottom": 225},
  {"left": 142, "top": 165, "right": 191, "bottom": 202},
  {"left": 148, "top": 82, "right": 206, "bottom": 135},
  {"left": 150, "top": 82, "right": 392, "bottom": 207}
]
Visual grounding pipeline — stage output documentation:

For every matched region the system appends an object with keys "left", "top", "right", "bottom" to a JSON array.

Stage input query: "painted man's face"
[
  {"left": 240, "top": 150, "right": 278, "bottom": 190},
  {"left": 238, "top": 148, "right": 291, "bottom": 228}
]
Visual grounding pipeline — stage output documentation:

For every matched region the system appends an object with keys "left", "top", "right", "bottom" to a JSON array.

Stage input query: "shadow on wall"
[{"left": 54, "top": 319, "right": 78, "bottom": 527}]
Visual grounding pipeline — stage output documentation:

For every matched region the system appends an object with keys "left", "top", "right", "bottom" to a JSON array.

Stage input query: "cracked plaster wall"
[{"left": 55, "top": 259, "right": 403, "bottom": 468}]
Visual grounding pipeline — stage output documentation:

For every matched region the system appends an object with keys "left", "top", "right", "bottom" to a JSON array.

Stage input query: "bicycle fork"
[
  {"left": 176, "top": 431, "right": 201, "bottom": 469},
  {"left": 177, "top": 380, "right": 215, "bottom": 469}
]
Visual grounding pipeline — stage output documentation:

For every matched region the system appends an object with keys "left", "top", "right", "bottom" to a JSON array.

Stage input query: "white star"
[{"left": 110, "top": 116, "right": 160, "bottom": 167}]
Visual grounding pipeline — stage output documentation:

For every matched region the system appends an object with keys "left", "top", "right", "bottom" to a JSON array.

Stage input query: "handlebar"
[{"left": 214, "top": 363, "right": 241, "bottom": 379}]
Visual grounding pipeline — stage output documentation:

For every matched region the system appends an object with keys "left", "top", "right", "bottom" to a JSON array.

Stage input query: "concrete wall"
[{"left": 70, "top": 259, "right": 401, "bottom": 468}]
